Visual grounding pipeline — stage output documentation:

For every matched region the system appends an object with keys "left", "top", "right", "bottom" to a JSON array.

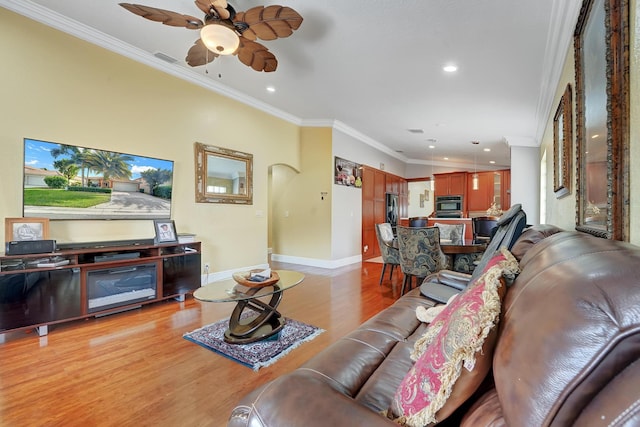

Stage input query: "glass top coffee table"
[{"left": 193, "top": 269, "right": 304, "bottom": 344}]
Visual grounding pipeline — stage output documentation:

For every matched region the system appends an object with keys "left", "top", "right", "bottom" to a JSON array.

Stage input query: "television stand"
[{"left": 0, "top": 241, "right": 201, "bottom": 336}]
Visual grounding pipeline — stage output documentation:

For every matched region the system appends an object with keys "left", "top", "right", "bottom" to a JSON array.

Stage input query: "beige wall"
[
  {"left": 541, "top": 0, "right": 639, "bottom": 244},
  {"left": 271, "top": 128, "right": 332, "bottom": 262},
  {"left": 0, "top": 8, "right": 301, "bottom": 272}
]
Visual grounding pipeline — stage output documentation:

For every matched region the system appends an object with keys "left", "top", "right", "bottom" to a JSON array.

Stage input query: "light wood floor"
[{"left": 0, "top": 259, "right": 405, "bottom": 427}]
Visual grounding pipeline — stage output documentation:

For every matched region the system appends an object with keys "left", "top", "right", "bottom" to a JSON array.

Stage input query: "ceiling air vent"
[
  {"left": 153, "top": 52, "right": 178, "bottom": 64},
  {"left": 407, "top": 129, "right": 424, "bottom": 134}
]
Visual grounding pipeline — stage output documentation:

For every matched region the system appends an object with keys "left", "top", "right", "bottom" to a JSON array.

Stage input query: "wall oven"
[{"left": 435, "top": 195, "right": 463, "bottom": 218}]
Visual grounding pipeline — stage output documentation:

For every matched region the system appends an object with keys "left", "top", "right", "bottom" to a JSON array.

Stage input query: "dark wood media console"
[{"left": 0, "top": 241, "right": 201, "bottom": 336}]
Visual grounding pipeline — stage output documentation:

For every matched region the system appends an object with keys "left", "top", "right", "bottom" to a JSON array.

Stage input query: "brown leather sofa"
[{"left": 228, "top": 226, "right": 640, "bottom": 426}]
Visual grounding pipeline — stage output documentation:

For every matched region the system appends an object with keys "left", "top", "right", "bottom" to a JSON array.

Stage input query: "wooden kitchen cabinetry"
[
  {"left": 467, "top": 170, "right": 510, "bottom": 213},
  {"left": 434, "top": 172, "right": 467, "bottom": 197},
  {"left": 361, "top": 166, "right": 407, "bottom": 260}
]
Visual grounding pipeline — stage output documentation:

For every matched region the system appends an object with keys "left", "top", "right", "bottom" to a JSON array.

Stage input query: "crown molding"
[
  {"left": 533, "top": 0, "right": 582, "bottom": 146},
  {"left": 2, "top": 0, "right": 406, "bottom": 160},
  {"left": 0, "top": 0, "right": 303, "bottom": 127},
  {"left": 2, "top": 0, "right": 576, "bottom": 166}
]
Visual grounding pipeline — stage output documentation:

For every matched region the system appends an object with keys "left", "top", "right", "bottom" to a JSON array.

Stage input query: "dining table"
[
  {"left": 439, "top": 239, "right": 487, "bottom": 273},
  {"left": 391, "top": 237, "right": 486, "bottom": 273}
]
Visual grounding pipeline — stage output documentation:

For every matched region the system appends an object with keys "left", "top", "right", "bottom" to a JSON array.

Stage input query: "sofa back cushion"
[{"left": 494, "top": 231, "right": 640, "bottom": 426}]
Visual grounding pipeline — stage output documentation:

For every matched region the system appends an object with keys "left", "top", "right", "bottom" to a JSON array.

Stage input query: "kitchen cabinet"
[
  {"left": 361, "top": 166, "right": 407, "bottom": 259},
  {"left": 467, "top": 170, "right": 510, "bottom": 213},
  {"left": 434, "top": 172, "right": 467, "bottom": 197}
]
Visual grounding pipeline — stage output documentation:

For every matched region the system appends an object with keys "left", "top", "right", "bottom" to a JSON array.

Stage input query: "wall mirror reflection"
[
  {"left": 574, "top": 0, "right": 629, "bottom": 240},
  {"left": 194, "top": 142, "right": 253, "bottom": 204}
]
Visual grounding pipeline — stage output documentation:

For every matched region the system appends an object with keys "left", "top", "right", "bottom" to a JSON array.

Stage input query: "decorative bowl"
[{"left": 232, "top": 270, "right": 280, "bottom": 288}]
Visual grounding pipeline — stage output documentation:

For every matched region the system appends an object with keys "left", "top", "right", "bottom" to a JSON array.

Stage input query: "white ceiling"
[{"left": 2, "top": 0, "right": 582, "bottom": 172}]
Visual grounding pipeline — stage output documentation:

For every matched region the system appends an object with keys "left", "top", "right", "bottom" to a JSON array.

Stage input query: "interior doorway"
[{"left": 407, "top": 180, "right": 434, "bottom": 218}]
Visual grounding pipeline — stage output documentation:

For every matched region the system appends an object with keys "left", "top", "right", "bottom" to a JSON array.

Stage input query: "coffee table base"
[
  {"left": 224, "top": 315, "right": 285, "bottom": 344},
  {"left": 223, "top": 288, "right": 285, "bottom": 344}
]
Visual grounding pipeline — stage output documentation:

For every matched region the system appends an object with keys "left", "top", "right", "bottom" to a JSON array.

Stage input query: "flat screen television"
[{"left": 23, "top": 138, "right": 174, "bottom": 220}]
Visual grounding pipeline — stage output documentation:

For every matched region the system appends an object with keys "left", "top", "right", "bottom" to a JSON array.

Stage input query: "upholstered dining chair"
[
  {"left": 374, "top": 223, "right": 401, "bottom": 286},
  {"left": 408, "top": 217, "right": 429, "bottom": 227},
  {"left": 420, "top": 204, "right": 527, "bottom": 304},
  {"left": 432, "top": 222, "right": 465, "bottom": 244},
  {"left": 396, "top": 226, "right": 448, "bottom": 295},
  {"left": 472, "top": 216, "right": 499, "bottom": 244}
]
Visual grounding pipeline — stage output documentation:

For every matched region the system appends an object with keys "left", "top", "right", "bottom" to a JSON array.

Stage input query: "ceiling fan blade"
[
  {"left": 235, "top": 6, "right": 303, "bottom": 41},
  {"left": 186, "top": 39, "right": 218, "bottom": 67},
  {"left": 235, "top": 39, "right": 277, "bottom": 72},
  {"left": 194, "top": 0, "right": 231, "bottom": 20},
  {"left": 120, "top": 3, "right": 203, "bottom": 29}
]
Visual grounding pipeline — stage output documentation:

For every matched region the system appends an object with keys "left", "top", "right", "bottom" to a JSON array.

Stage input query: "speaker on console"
[{"left": 5, "top": 240, "right": 57, "bottom": 255}]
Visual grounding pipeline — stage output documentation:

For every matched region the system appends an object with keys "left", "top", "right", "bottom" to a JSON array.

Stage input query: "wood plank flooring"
[{"left": 0, "top": 260, "right": 405, "bottom": 427}]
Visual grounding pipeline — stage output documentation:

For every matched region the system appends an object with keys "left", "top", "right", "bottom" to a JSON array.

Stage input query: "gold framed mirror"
[
  {"left": 553, "top": 84, "right": 572, "bottom": 198},
  {"left": 194, "top": 142, "right": 253, "bottom": 205},
  {"left": 574, "top": 0, "right": 629, "bottom": 239}
]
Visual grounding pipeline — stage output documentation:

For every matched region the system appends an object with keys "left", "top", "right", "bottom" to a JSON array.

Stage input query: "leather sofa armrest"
[
  {"left": 572, "top": 360, "right": 640, "bottom": 426},
  {"left": 227, "top": 370, "right": 398, "bottom": 427},
  {"left": 425, "top": 269, "right": 471, "bottom": 290}
]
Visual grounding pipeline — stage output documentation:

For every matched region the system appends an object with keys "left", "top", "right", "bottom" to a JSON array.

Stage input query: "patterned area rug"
[{"left": 183, "top": 314, "right": 324, "bottom": 371}]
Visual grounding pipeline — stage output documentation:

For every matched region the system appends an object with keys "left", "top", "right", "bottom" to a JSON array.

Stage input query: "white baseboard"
[
  {"left": 199, "top": 254, "right": 363, "bottom": 285},
  {"left": 200, "top": 263, "right": 270, "bottom": 286},
  {"left": 270, "top": 253, "right": 362, "bottom": 269}
]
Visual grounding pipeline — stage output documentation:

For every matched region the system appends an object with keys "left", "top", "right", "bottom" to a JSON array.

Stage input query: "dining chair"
[
  {"left": 472, "top": 216, "right": 499, "bottom": 244},
  {"left": 408, "top": 217, "right": 428, "bottom": 227},
  {"left": 420, "top": 204, "right": 527, "bottom": 303},
  {"left": 374, "top": 223, "right": 401, "bottom": 286},
  {"left": 396, "top": 226, "right": 448, "bottom": 295},
  {"left": 432, "top": 222, "right": 465, "bottom": 244}
]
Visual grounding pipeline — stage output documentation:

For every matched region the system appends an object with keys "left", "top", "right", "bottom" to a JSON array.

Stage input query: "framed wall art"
[
  {"left": 5, "top": 217, "right": 50, "bottom": 242},
  {"left": 334, "top": 157, "right": 362, "bottom": 188}
]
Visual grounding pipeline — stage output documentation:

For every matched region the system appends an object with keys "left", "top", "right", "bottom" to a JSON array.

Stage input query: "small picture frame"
[
  {"left": 153, "top": 219, "right": 178, "bottom": 244},
  {"left": 5, "top": 217, "right": 50, "bottom": 242}
]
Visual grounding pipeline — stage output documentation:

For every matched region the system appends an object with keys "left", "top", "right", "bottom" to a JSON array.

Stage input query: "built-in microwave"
[{"left": 435, "top": 195, "right": 463, "bottom": 212}]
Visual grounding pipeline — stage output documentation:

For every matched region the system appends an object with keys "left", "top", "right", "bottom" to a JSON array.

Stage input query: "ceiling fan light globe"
[{"left": 200, "top": 23, "right": 239, "bottom": 55}]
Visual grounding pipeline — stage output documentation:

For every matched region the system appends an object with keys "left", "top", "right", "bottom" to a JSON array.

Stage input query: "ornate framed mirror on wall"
[
  {"left": 574, "top": 0, "right": 629, "bottom": 240},
  {"left": 194, "top": 142, "right": 253, "bottom": 205},
  {"left": 553, "top": 84, "right": 572, "bottom": 198}
]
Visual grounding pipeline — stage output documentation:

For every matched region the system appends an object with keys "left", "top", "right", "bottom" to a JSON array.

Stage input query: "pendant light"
[
  {"left": 428, "top": 141, "right": 436, "bottom": 191},
  {"left": 471, "top": 141, "right": 479, "bottom": 191}
]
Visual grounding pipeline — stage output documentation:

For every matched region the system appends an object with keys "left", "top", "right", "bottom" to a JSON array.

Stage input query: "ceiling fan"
[{"left": 119, "top": 0, "right": 303, "bottom": 72}]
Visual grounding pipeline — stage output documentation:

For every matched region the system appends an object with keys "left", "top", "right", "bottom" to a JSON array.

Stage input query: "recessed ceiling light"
[
  {"left": 591, "top": 134, "right": 599, "bottom": 139},
  {"left": 443, "top": 64, "right": 458, "bottom": 73},
  {"left": 428, "top": 145, "right": 435, "bottom": 149},
  {"left": 483, "top": 148, "right": 491, "bottom": 152},
  {"left": 489, "top": 160, "right": 496, "bottom": 164},
  {"left": 443, "top": 157, "right": 449, "bottom": 160},
  {"left": 266, "top": 86, "right": 276, "bottom": 92}
]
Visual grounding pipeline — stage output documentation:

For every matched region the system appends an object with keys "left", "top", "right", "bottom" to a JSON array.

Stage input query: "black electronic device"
[
  {"left": 94, "top": 252, "right": 141, "bottom": 263},
  {"left": 5, "top": 239, "right": 56, "bottom": 255},
  {"left": 56, "top": 239, "right": 155, "bottom": 251}
]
